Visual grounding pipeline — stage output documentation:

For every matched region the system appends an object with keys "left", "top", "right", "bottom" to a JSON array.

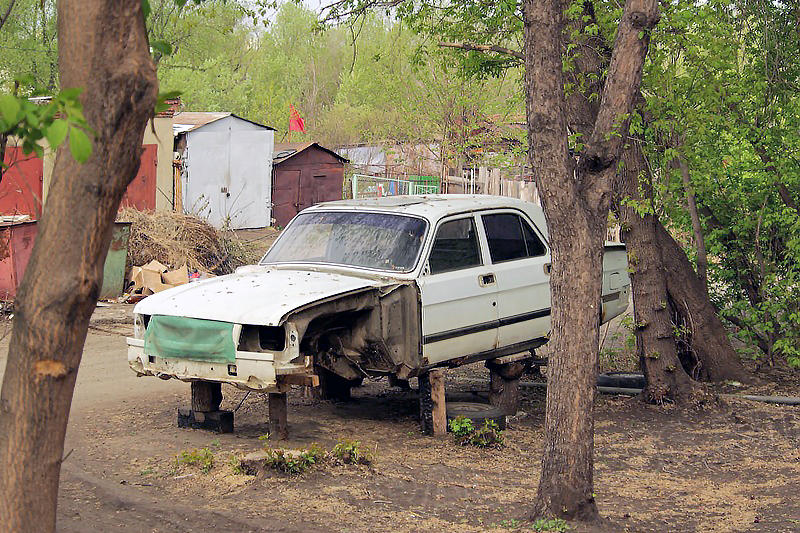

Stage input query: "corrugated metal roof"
[
  {"left": 172, "top": 112, "right": 275, "bottom": 135},
  {"left": 273, "top": 142, "right": 349, "bottom": 164},
  {"left": 172, "top": 112, "right": 231, "bottom": 134}
]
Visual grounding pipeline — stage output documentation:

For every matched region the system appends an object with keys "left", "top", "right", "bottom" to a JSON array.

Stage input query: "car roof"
[{"left": 311, "top": 194, "right": 540, "bottom": 218}]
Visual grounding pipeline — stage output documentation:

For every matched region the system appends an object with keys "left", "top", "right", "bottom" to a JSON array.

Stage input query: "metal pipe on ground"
[{"left": 519, "top": 382, "right": 800, "bottom": 405}]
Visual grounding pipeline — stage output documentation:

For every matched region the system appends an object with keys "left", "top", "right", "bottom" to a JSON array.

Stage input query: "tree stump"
[
  {"left": 178, "top": 381, "right": 232, "bottom": 433},
  {"left": 268, "top": 392, "right": 288, "bottom": 440},
  {"left": 419, "top": 369, "right": 447, "bottom": 436},
  {"left": 191, "top": 381, "right": 222, "bottom": 412},
  {"left": 486, "top": 360, "right": 526, "bottom": 415}
]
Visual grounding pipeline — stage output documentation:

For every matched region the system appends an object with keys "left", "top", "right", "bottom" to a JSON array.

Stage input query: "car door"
[
  {"left": 479, "top": 210, "right": 551, "bottom": 348},
  {"left": 417, "top": 214, "right": 499, "bottom": 365}
]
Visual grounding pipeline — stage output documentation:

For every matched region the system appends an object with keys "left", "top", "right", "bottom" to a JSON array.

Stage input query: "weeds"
[
  {"left": 331, "top": 439, "right": 374, "bottom": 466},
  {"left": 531, "top": 518, "right": 569, "bottom": 532},
  {"left": 448, "top": 416, "right": 504, "bottom": 448},
  {"left": 176, "top": 447, "right": 214, "bottom": 474},
  {"left": 263, "top": 444, "right": 326, "bottom": 475}
]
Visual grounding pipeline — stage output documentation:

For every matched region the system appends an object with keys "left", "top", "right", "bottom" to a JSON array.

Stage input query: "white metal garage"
[{"left": 174, "top": 112, "right": 274, "bottom": 229}]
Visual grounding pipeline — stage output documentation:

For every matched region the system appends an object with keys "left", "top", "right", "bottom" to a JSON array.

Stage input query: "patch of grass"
[
  {"left": 138, "top": 467, "right": 154, "bottom": 476},
  {"left": 176, "top": 447, "right": 214, "bottom": 474},
  {"left": 448, "top": 416, "right": 504, "bottom": 448},
  {"left": 531, "top": 518, "right": 569, "bottom": 532},
  {"left": 498, "top": 518, "right": 522, "bottom": 528},
  {"left": 263, "top": 444, "right": 325, "bottom": 475},
  {"left": 330, "top": 439, "right": 374, "bottom": 466}
]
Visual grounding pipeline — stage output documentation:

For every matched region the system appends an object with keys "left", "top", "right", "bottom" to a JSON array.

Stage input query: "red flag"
[{"left": 289, "top": 104, "right": 306, "bottom": 133}]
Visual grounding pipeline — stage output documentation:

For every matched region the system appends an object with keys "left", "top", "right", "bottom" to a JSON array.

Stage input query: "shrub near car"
[{"left": 128, "top": 195, "right": 630, "bottom": 397}]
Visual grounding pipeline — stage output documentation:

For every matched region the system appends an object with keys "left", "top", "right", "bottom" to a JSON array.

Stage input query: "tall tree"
[
  {"left": 523, "top": 0, "right": 659, "bottom": 519},
  {"left": 0, "top": 1, "right": 157, "bottom": 531}
]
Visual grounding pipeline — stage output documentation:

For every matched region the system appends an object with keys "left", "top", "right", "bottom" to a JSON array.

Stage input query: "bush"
[{"left": 448, "top": 416, "right": 504, "bottom": 448}]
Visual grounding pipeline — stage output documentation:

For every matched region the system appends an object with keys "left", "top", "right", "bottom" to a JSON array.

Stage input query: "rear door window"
[{"left": 482, "top": 213, "right": 547, "bottom": 263}]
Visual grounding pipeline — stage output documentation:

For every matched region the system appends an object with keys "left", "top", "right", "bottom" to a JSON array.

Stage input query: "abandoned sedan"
[{"left": 128, "top": 195, "right": 630, "bottom": 405}]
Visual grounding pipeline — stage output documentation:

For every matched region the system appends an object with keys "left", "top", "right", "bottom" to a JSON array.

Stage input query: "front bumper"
[{"left": 127, "top": 338, "right": 289, "bottom": 392}]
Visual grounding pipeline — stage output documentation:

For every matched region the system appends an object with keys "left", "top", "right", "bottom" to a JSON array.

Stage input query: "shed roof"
[
  {"left": 273, "top": 142, "right": 349, "bottom": 165},
  {"left": 172, "top": 112, "right": 274, "bottom": 135}
]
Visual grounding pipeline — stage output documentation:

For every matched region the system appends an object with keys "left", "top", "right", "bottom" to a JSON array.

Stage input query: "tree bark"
[
  {"left": 0, "top": 2, "right": 157, "bottom": 531},
  {"left": 620, "top": 144, "right": 704, "bottom": 403},
  {"left": 524, "top": 0, "right": 659, "bottom": 521}
]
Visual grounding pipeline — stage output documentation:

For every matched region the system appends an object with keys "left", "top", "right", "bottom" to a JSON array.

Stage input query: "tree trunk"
[
  {"left": 674, "top": 156, "right": 709, "bottom": 295},
  {"left": 620, "top": 144, "right": 704, "bottom": 403},
  {"left": 524, "top": 0, "right": 659, "bottom": 520},
  {"left": 0, "top": 2, "right": 157, "bottom": 531},
  {"left": 655, "top": 222, "right": 751, "bottom": 382}
]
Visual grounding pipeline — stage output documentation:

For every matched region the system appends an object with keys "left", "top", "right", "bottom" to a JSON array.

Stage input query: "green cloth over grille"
[{"left": 144, "top": 315, "right": 236, "bottom": 363}]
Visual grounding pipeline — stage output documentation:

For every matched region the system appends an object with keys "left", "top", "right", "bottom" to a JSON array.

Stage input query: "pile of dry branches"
[{"left": 118, "top": 208, "right": 262, "bottom": 275}]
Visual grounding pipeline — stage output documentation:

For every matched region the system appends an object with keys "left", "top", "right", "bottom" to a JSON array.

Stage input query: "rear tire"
[{"left": 597, "top": 372, "right": 645, "bottom": 389}]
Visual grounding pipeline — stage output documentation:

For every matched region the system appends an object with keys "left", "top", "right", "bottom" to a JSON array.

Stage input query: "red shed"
[{"left": 271, "top": 142, "right": 347, "bottom": 227}]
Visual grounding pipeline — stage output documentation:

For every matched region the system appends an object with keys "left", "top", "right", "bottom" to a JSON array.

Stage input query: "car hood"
[{"left": 134, "top": 266, "right": 397, "bottom": 326}]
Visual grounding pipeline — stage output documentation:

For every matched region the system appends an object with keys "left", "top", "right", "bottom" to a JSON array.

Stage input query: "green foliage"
[
  {"left": 531, "top": 518, "right": 569, "bottom": 532},
  {"left": 330, "top": 439, "right": 374, "bottom": 466},
  {"left": 176, "top": 447, "right": 214, "bottom": 473},
  {"left": 262, "top": 444, "right": 325, "bottom": 475},
  {"left": 448, "top": 416, "right": 504, "bottom": 448},
  {"left": 599, "top": 316, "right": 638, "bottom": 372},
  {"left": 0, "top": 85, "right": 93, "bottom": 164},
  {"left": 638, "top": 0, "right": 800, "bottom": 368}
]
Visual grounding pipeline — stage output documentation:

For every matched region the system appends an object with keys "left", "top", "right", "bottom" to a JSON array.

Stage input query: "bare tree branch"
[
  {"left": 438, "top": 41, "right": 523, "bottom": 60},
  {"left": 0, "top": 0, "right": 17, "bottom": 33},
  {"left": 319, "top": 0, "right": 405, "bottom": 23}
]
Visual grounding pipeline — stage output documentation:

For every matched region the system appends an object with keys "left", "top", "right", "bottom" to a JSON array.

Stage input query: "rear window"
[{"left": 482, "top": 213, "right": 547, "bottom": 263}]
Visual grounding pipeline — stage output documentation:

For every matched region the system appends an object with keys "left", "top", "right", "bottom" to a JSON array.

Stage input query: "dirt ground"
[{"left": 1, "top": 305, "right": 798, "bottom": 533}]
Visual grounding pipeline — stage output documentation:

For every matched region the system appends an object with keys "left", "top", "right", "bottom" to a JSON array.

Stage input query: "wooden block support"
[
  {"left": 488, "top": 370, "right": 520, "bottom": 416},
  {"left": 419, "top": 370, "right": 447, "bottom": 436},
  {"left": 486, "top": 360, "right": 526, "bottom": 416},
  {"left": 177, "top": 408, "right": 233, "bottom": 433},
  {"left": 429, "top": 369, "right": 447, "bottom": 436},
  {"left": 268, "top": 392, "right": 288, "bottom": 440},
  {"left": 192, "top": 381, "right": 222, "bottom": 412}
]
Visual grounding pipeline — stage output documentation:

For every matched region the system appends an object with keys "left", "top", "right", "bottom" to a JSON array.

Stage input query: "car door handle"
[
  {"left": 544, "top": 263, "right": 552, "bottom": 275},
  {"left": 479, "top": 273, "right": 496, "bottom": 286}
]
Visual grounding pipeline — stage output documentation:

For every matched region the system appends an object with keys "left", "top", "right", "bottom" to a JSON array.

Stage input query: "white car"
[{"left": 127, "top": 195, "right": 630, "bottom": 395}]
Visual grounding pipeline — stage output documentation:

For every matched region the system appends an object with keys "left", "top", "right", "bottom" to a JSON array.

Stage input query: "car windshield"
[{"left": 261, "top": 211, "right": 427, "bottom": 272}]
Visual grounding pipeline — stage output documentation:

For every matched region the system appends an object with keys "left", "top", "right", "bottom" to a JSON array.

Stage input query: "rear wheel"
[{"left": 597, "top": 372, "right": 646, "bottom": 389}]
